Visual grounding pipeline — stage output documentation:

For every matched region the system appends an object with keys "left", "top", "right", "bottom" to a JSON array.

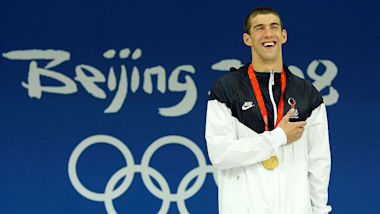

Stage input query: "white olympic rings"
[{"left": 68, "top": 134, "right": 216, "bottom": 214}]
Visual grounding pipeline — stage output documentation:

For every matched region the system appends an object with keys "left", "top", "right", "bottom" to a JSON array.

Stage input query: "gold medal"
[{"left": 262, "top": 156, "right": 278, "bottom": 170}]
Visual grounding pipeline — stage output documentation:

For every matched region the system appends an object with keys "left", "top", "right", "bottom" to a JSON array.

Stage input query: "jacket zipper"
[
  {"left": 269, "top": 70, "right": 278, "bottom": 124},
  {"left": 269, "top": 70, "right": 281, "bottom": 214}
]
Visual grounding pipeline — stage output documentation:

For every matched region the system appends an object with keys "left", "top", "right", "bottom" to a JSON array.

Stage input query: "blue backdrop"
[{"left": 1, "top": 0, "right": 379, "bottom": 213}]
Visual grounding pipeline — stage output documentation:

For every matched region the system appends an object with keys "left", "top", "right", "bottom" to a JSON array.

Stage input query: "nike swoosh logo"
[{"left": 242, "top": 103, "right": 255, "bottom": 110}]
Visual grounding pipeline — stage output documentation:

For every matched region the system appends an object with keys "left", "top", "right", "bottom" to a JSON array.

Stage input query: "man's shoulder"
[
  {"left": 213, "top": 64, "right": 249, "bottom": 87},
  {"left": 209, "top": 64, "right": 249, "bottom": 105},
  {"left": 285, "top": 65, "right": 324, "bottom": 110},
  {"left": 285, "top": 66, "right": 318, "bottom": 92}
]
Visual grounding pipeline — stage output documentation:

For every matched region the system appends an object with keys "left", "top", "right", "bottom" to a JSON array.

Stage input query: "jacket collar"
[{"left": 233, "top": 63, "right": 291, "bottom": 84}]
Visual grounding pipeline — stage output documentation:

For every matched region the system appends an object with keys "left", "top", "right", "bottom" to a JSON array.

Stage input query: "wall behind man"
[{"left": 1, "top": 0, "right": 379, "bottom": 213}]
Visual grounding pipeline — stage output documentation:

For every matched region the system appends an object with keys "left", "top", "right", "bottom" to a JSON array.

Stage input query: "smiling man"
[{"left": 205, "top": 7, "right": 332, "bottom": 214}]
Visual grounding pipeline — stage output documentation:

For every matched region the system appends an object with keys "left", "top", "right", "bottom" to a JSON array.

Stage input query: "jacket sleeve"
[
  {"left": 306, "top": 103, "right": 332, "bottom": 214},
  {"left": 205, "top": 79, "right": 287, "bottom": 170}
]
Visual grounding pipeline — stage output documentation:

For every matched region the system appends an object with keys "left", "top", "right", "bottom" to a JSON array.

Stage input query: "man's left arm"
[{"left": 306, "top": 103, "right": 332, "bottom": 214}]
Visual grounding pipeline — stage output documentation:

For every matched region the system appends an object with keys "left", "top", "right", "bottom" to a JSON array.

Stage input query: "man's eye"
[{"left": 271, "top": 26, "right": 279, "bottom": 30}]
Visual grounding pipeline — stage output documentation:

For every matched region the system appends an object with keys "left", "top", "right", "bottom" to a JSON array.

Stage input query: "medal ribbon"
[{"left": 248, "top": 64, "right": 286, "bottom": 131}]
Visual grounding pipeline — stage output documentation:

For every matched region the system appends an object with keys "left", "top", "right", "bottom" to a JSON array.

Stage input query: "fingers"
[
  {"left": 293, "top": 121, "right": 307, "bottom": 128},
  {"left": 283, "top": 108, "right": 295, "bottom": 120}
]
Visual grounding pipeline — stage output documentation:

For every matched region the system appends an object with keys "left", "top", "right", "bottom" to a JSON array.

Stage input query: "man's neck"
[{"left": 251, "top": 58, "right": 283, "bottom": 73}]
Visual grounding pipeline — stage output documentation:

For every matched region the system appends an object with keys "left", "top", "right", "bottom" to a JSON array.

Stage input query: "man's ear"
[
  {"left": 243, "top": 33, "right": 252, "bottom": 46},
  {"left": 281, "top": 29, "right": 287, "bottom": 44}
]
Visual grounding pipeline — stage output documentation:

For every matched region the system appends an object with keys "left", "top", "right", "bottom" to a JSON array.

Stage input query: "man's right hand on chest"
[{"left": 278, "top": 108, "right": 307, "bottom": 144}]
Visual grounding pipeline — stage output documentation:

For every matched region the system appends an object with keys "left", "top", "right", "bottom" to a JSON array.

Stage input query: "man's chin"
[
  {"left": 261, "top": 55, "right": 278, "bottom": 62},
  {"left": 252, "top": 50, "right": 279, "bottom": 62}
]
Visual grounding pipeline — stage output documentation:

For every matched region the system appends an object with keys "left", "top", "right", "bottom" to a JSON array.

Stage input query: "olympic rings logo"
[{"left": 68, "top": 135, "right": 216, "bottom": 214}]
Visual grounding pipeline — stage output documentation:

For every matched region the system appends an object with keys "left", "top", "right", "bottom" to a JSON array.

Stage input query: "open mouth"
[{"left": 261, "top": 41, "right": 277, "bottom": 48}]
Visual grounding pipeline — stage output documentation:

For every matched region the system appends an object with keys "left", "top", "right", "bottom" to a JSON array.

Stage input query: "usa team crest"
[{"left": 288, "top": 97, "right": 299, "bottom": 119}]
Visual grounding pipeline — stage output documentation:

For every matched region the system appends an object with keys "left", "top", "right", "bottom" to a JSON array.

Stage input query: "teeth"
[{"left": 264, "top": 42, "right": 274, "bottom": 47}]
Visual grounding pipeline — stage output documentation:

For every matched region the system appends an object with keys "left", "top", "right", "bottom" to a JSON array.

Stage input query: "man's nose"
[{"left": 263, "top": 27, "right": 274, "bottom": 38}]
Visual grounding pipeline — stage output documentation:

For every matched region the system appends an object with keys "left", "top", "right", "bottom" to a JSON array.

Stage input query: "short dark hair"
[{"left": 244, "top": 7, "right": 283, "bottom": 34}]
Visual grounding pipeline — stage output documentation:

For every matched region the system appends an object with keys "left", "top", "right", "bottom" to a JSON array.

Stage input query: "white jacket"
[{"left": 205, "top": 65, "right": 332, "bottom": 214}]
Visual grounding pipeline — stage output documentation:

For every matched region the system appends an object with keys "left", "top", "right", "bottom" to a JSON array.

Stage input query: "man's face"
[{"left": 244, "top": 13, "right": 287, "bottom": 62}]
